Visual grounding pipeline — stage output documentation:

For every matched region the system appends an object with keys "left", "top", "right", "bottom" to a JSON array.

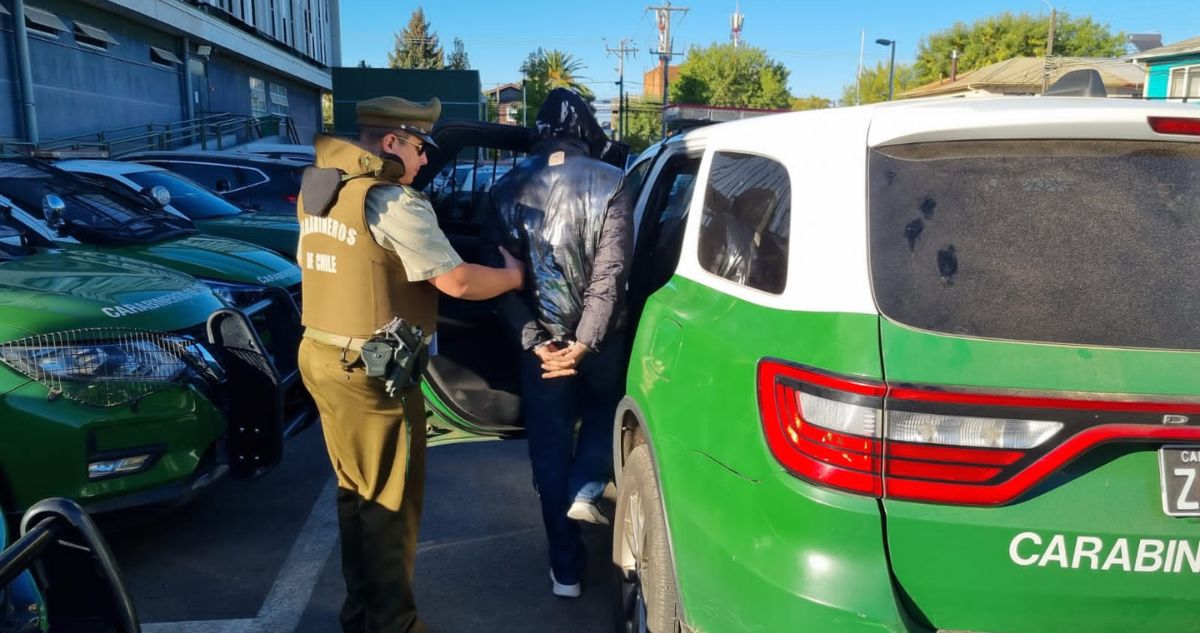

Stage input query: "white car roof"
[
  {"left": 685, "top": 95, "right": 1200, "bottom": 152},
  {"left": 56, "top": 159, "right": 164, "bottom": 176}
]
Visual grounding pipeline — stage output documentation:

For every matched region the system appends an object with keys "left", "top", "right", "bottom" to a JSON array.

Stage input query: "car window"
[
  {"left": 869, "top": 139, "right": 1200, "bottom": 350},
  {"left": 429, "top": 149, "right": 524, "bottom": 231},
  {"left": 145, "top": 161, "right": 244, "bottom": 193},
  {"left": 125, "top": 171, "right": 243, "bottom": 219},
  {"left": 629, "top": 153, "right": 702, "bottom": 311},
  {"left": 624, "top": 157, "right": 654, "bottom": 203},
  {"left": 697, "top": 152, "right": 791, "bottom": 294}
]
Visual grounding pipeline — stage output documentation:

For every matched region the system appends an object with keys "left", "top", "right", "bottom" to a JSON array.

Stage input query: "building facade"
[
  {"left": 1, "top": 0, "right": 339, "bottom": 144},
  {"left": 1133, "top": 36, "right": 1200, "bottom": 101}
]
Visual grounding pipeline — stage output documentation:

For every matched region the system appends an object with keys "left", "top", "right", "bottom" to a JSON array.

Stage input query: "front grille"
[{"left": 0, "top": 328, "right": 214, "bottom": 407}]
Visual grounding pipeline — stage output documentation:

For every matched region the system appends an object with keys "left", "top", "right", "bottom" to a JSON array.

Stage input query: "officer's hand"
[
  {"left": 541, "top": 341, "right": 588, "bottom": 379},
  {"left": 498, "top": 246, "right": 525, "bottom": 291}
]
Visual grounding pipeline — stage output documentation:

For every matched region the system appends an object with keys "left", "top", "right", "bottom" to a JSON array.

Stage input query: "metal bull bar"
[
  {"left": 0, "top": 498, "right": 140, "bottom": 632},
  {"left": 207, "top": 306, "right": 285, "bottom": 480}
]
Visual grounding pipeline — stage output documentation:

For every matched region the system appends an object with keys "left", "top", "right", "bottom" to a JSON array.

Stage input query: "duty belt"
[{"left": 303, "top": 327, "right": 371, "bottom": 353}]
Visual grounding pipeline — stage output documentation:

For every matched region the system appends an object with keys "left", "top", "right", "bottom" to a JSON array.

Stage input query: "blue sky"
[{"left": 340, "top": 1, "right": 1200, "bottom": 102}]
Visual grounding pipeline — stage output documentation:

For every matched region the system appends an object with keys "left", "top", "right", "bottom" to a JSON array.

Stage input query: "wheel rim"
[{"left": 619, "top": 488, "right": 649, "bottom": 633}]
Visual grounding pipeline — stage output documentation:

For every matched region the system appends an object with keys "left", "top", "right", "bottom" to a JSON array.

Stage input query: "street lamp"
[{"left": 875, "top": 38, "right": 896, "bottom": 101}]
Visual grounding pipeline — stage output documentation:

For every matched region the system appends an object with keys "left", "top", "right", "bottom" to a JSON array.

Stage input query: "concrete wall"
[
  {"left": 21, "top": 0, "right": 184, "bottom": 139},
  {"left": 207, "top": 53, "right": 321, "bottom": 143},
  {"left": 0, "top": 11, "right": 18, "bottom": 139},
  {"left": 2, "top": 0, "right": 331, "bottom": 143}
]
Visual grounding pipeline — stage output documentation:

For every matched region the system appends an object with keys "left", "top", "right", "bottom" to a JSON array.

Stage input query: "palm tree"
[{"left": 543, "top": 50, "right": 592, "bottom": 97}]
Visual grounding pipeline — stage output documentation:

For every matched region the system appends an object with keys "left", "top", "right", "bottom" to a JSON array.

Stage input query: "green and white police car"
[
  {"left": 413, "top": 93, "right": 1200, "bottom": 632},
  {"left": 0, "top": 215, "right": 289, "bottom": 518}
]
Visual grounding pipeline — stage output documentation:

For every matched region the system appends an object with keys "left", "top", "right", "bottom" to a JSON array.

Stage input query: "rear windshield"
[{"left": 869, "top": 140, "right": 1200, "bottom": 351}]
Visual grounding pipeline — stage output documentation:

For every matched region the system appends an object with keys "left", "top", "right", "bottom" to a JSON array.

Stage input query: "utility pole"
[
  {"left": 605, "top": 38, "right": 638, "bottom": 141},
  {"left": 649, "top": 2, "right": 688, "bottom": 137},
  {"left": 1042, "top": 7, "right": 1057, "bottom": 93}
]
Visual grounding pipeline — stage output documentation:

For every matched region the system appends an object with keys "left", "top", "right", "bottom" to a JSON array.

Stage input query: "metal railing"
[{"left": 31, "top": 113, "right": 301, "bottom": 159}]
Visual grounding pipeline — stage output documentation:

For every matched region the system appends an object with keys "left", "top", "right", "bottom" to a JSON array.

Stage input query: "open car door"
[
  {"left": 411, "top": 121, "right": 535, "bottom": 445},
  {"left": 412, "top": 120, "right": 630, "bottom": 446}
]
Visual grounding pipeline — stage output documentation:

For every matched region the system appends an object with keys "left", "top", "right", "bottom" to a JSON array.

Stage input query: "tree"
[
  {"left": 841, "top": 62, "right": 920, "bottom": 105},
  {"left": 792, "top": 95, "right": 833, "bottom": 111},
  {"left": 517, "top": 48, "right": 594, "bottom": 127},
  {"left": 915, "top": 12, "right": 1125, "bottom": 84},
  {"left": 670, "top": 43, "right": 793, "bottom": 109},
  {"left": 622, "top": 99, "right": 663, "bottom": 154},
  {"left": 446, "top": 37, "right": 470, "bottom": 70},
  {"left": 388, "top": 7, "right": 444, "bottom": 70}
]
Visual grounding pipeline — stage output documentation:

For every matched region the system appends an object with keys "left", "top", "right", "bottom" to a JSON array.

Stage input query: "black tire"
[{"left": 613, "top": 443, "right": 679, "bottom": 633}]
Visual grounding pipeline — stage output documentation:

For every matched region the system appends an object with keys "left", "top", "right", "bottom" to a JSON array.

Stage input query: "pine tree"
[
  {"left": 388, "top": 7, "right": 444, "bottom": 70},
  {"left": 446, "top": 38, "right": 470, "bottom": 70}
]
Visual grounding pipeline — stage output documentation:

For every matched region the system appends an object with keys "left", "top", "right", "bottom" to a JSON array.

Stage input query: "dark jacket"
[{"left": 486, "top": 137, "right": 633, "bottom": 351}]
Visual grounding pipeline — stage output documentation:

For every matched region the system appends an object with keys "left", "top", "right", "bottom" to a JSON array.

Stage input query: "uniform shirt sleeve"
[{"left": 365, "top": 185, "right": 463, "bottom": 282}]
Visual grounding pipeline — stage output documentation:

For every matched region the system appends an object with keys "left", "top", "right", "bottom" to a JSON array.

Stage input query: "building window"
[
  {"left": 73, "top": 20, "right": 119, "bottom": 50},
  {"left": 150, "top": 46, "right": 182, "bottom": 68},
  {"left": 269, "top": 83, "right": 289, "bottom": 115},
  {"left": 1168, "top": 65, "right": 1200, "bottom": 100},
  {"left": 24, "top": 5, "right": 67, "bottom": 38},
  {"left": 697, "top": 152, "right": 791, "bottom": 294},
  {"left": 250, "top": 77, "right": 268, "bottom": 117}
]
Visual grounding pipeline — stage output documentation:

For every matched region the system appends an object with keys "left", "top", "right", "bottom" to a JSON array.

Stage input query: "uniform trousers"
[{"left": 299, "top": 338, "right": 427, "bottom": 633}]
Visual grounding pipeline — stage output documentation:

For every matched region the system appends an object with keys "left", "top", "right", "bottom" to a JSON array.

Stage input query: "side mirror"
[
  {"left": 0, "top": 225, "right": 25, "bottom": 248},
  {"left": 42, "top": 194, "right": 66, "bottom": 230},
  {"left": 215, "top": 179, "right": 232, "bottom": 193},
  {"left": 145, "top": 185, "right": 171, "bottom": 208}
]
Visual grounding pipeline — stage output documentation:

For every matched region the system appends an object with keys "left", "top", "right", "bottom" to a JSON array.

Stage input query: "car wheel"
[{"left": 613, "top": 443, "right": 679, "bottom": 633}]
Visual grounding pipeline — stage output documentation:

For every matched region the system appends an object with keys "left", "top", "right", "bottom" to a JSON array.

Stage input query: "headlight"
[
  {"left": 0, "top": 341, "right": 188, "bottom": 383},
  {"left": 0, "top": 330, "right": 220, "bottom": 407},
  {"left": 200, "top": 279, "right": 268, "bottom": 309}
]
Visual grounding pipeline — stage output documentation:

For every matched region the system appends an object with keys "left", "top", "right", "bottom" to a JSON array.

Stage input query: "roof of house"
[
  {"left": 901, "top": 56, "right": 1145, "bottom": 98},
  {"left": 1131, "top": 36, "right": 1200, "bottom": 62}
]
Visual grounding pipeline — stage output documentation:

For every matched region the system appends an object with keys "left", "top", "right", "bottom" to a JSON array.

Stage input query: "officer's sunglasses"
[{"left": 393, "top": 133, "right": 426, "bottom": 156}]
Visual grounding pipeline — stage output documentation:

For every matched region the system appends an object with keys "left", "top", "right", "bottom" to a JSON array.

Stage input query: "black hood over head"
[{"left": 535, "top": 88, "right": 608, "bottom": 159}]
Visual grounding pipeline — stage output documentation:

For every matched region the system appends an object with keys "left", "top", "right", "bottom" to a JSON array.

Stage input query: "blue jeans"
[{"left": 520, "top": 339, "right": 624, "bottom": 585}]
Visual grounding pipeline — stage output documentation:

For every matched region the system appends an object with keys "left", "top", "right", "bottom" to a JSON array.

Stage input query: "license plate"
[{"left": 1159, "top": 446, "right": 1200, "bottom": 517}]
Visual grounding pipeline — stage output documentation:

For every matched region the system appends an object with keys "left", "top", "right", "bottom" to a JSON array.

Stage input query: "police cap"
[{"left": 356, "top": 96, "right": 441, "bottom": 147}]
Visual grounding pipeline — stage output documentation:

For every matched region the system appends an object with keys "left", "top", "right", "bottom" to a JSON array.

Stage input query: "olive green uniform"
[{"left": 298, "top": 120, "right": 457, "bottom": 633}]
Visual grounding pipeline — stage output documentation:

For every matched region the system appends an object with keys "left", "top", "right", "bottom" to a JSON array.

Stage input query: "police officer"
[{"left": 297, "top": 95, "right": 523, "bottom": 633}]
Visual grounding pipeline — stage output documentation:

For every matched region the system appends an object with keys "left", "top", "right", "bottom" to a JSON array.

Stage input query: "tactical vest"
[{"left": 296, "top": 135, "right": 438, "bottom": 338}]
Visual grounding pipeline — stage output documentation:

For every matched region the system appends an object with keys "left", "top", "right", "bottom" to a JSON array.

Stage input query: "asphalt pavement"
[{"left": 106, "top": 425, "right": 616, "bottom": 632}]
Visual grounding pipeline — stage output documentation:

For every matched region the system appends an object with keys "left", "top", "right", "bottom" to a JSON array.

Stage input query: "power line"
[{"left": 648, "top": 1, "right": 688, "bottom": 136}]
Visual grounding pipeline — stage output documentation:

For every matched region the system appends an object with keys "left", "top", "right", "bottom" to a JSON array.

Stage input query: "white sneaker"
[
  {"left": 567, "top": 500, "right": 610, "bottom": 526},
  {"left": 550, "top": 570, "right": 581, "bottom": 598}
]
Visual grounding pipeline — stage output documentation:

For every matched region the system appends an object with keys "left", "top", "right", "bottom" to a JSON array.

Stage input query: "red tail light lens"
[
  {"left": 285, "top": 194, "right": 299, "bottom": 204},
  {"left": 1148, "top": 116, "right": 1200, "bottom": 136},
  {"left": 758, "top": 361, "right": 885, "bottom": 496},
  {"left": 758, "top": 359, "right": 1200, "bottom": 506}
]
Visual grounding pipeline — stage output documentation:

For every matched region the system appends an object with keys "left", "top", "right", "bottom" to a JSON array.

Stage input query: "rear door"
[
  {"left": 870, "top": 137, "right": 1200, "bottom": 632},
  {"left": 410, "top": 121, "right": 535, "bottom": 444}
]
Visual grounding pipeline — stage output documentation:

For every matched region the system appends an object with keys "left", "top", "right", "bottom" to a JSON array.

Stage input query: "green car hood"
[
  {"left": 0, "top": 249, "right": 222, "bottom": 337},
  {"left": 194, "top": 214, "right": 299, "bottom": 259},
  {"left": 107, "top": 234, "right": 300, "bottom": 288}
]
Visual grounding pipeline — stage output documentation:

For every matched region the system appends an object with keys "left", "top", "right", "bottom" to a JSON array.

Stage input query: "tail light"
[
  {"left": 285, "top": 194, "right": 298, "bottom": 204},
  {"left": 1148, "top": 116, "right": 1200, "bottom": 136},
  {"left": 758, "top": 359, "right": 1200, "bottom": 506}
]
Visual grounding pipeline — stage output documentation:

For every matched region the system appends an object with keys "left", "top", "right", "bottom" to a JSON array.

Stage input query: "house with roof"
[
  {"left": 484, "top": 82, "right": 525, "bottom": 125},
  {"left": 1131, "top": 36, "right": 1200, "bottom": 101},
  {"left": 901, "top": 57, "right": 1144, "bottom": 99}
]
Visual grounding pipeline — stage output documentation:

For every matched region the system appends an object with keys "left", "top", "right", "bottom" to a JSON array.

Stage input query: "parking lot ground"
[{"left": 107, "top": 425, "right": 615, "bottom": 633}]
